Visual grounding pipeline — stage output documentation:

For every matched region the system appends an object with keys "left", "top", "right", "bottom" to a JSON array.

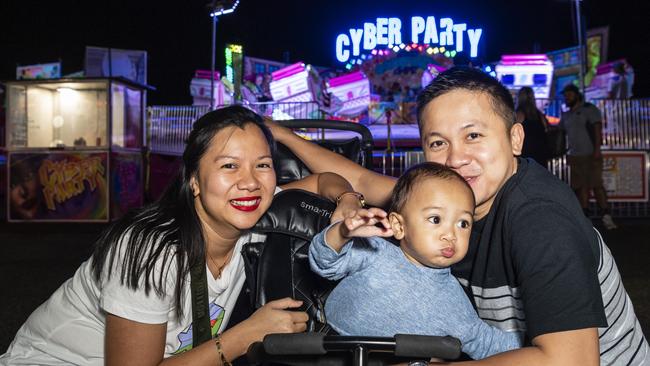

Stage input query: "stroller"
[{"left": 232, "top": 120, "right": 462, "bottom": 365}]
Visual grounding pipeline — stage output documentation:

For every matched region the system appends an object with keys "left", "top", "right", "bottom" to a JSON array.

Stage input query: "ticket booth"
[{"left": 5, "top": 78, "right": 146, "bottom": 222}]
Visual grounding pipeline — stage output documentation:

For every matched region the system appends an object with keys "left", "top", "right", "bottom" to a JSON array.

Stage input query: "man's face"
[
  {"left": 419, "top": 89, "right": 523, "bottom": 219},
  {"left": 563, "top": 90, "right": 578, "bottom": 107}
]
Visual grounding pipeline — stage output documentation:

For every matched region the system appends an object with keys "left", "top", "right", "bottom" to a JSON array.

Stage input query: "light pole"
[
  {"left": 207, "top": 0, "right": 240, "bottom": 109},
  {"left": 573, "top": 0, "right": 585, "bottom": 94}
]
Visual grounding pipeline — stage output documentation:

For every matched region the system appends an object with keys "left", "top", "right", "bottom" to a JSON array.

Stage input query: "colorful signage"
[
  {"left": 597, "top": 151, "right": 648, "bottom": 202},
  {"left": 8, "top": 152, "right": 109, "bottom": 222},
  {"left": 336, "top": 16, "right": 483, "bottom": 63},
  {"left": 16, "top": 62, "right": 61, "bottom": 80},
  {"left": 225, "top": 43, "right": 243, "bottom": 99}
]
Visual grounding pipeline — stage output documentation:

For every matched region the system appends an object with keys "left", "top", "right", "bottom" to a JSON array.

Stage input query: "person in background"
[
  {"left": 560, "top": 83, "right": 617, "bottom": 230},
  {"left": 515, "top": 87, "right": 550, "bottom": 167},
  {"left": 608, "top": 62, "right": 629, "bottom": 99}
]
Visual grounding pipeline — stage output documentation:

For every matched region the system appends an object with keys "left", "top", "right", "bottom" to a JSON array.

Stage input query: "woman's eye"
[
  {"left": 428, "top": 216, "right": 441, "bottom": 224},
  {"left": 457, "top": 220, "right": 471, "bottom": 229},
  {"left": 221, "top": 163, "right": 237, "bottom": 169},
  {"left": 257, "top": 162, "right": 272, "bottom": 169}
]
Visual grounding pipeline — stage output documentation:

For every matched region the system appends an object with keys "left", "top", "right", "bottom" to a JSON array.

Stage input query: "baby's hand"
[{"left": 339, "top": 208, "right": 393, "bottom": 239}]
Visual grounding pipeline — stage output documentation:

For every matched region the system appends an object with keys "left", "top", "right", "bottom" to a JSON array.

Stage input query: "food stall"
[{"left": 5, "top": 78, "right": 146, "bottom": 222}]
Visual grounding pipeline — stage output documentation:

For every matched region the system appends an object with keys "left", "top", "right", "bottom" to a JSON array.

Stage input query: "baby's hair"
[{"left": 389, "top": 162, "right": 476, "bottom": 214}]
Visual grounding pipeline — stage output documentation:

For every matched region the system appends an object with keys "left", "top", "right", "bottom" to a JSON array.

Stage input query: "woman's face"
[{"left": 191, "top": 123, "right": 276, "bottom": 236}]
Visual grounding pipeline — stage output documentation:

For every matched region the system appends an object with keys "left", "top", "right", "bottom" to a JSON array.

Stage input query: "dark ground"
[{"left": 0, "top": 219, "right": 648, "bottom": 353}]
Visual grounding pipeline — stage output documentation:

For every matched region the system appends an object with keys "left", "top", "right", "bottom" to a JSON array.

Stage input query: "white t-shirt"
[{"left": 0, "top": 228, "right": 267, "bottom": 365}]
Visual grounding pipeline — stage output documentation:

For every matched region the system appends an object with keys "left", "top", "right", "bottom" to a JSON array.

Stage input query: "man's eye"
[
  {"left": 457, "top": 219, "right": 471, "bottom": 229},
  {"left": 467, "top": 132, "right": 481, "bottom": 140},
  {"left": 428, "top": 216, "right": 441, "bottom": 224},
  {"left": 429, "top": 140, "right": 445, "bottom": 149}
]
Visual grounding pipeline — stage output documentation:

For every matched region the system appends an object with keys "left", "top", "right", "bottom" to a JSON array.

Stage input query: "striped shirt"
[{"left": 452, "top": 158, "right": 649, "bottom": 364}]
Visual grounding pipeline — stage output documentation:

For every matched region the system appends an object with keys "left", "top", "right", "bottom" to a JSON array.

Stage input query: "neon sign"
[{"left": 335, "top": 16, "right": 483, "bottom": 63}]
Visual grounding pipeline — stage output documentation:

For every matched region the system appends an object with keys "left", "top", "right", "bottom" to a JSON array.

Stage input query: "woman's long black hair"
[{"left": 91, "top": 105, "right": 275, "bottom": 319}]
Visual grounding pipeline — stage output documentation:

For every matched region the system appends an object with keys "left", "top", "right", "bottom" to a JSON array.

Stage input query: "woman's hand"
[{"left": 240, "top": 298, "right": 308, "bottom": 343}]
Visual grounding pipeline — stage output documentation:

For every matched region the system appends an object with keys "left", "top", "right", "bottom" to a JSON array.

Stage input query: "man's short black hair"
[
  {"left": 389, "top": 162, "right": 475, "bottom": 214},
  {"left": 416, "top": 67, "right": 516, "bottom": 133}
]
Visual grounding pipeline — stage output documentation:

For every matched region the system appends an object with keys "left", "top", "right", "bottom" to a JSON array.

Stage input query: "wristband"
[
  {"left": 335, "top": 191, "right": 365, "bottom": 208},
  {"left": 214, "top": 334, "right": 232, "bottom": 366}
]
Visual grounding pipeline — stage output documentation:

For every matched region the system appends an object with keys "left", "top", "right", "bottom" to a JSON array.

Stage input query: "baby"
[{"left": 309, "top": 162, "right": 521, "bottom": 360}]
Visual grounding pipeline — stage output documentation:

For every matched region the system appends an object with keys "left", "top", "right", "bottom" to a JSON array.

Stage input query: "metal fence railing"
[
  {"left": 245, "top": 101, "right": 323, "bottom": 121},
  {"left": 148, "top": 105, "right": 211, "bottom": 155},
  {"left": 537, "top": 98, "right": 650, "bottom": 150},
  {"left": 148, "top": 102, "right": 323, "bottom": 155},
  {"left": 148, "top": 99, "right": 649, "bottom": 217}
]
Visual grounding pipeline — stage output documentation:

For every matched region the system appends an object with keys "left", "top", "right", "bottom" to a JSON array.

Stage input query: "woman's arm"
[
  {"left": 269, "top": 121, "right": 396, "bottom": 207},
  {"left": 105, "top": 298, "right": 308, "bottom": 366},
  {"left": 281, "top": 172, "right": 366, "bottom": 222}
]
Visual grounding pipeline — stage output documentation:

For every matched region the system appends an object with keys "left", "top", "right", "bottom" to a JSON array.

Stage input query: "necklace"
[{"left": 207, "top": 248, "right": 235, "bottom": 279}]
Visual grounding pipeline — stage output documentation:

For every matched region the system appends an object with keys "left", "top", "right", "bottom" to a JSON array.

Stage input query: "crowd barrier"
[{"left": 148, "top": 99, "right": 650, "bottom": 217}]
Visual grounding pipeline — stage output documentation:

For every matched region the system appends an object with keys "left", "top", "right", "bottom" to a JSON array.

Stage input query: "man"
[
  {"left": 608, "top": 62, "right": 629, "bottom": 99},
  {"left": 267, "top": 67, "right": 648, "bottom": 365},
  {"left": 560, "top": 84, "right": 617, "bottom": 230}
]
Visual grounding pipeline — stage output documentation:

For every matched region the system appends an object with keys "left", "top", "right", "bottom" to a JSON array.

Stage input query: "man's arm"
[
  {"left": 455, "top": 328, "right": 599, "bottom": 365},
  {"left": 268, "top": 120, "right": 396, "bottom": 207}
]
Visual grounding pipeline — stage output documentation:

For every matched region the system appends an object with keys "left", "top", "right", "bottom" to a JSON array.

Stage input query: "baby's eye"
[
  {"left": 428, "top": 215, "right": 441, "bottom": 224},
  {"left": 457, "top": 219, "right": 471, "bottom": 229}
]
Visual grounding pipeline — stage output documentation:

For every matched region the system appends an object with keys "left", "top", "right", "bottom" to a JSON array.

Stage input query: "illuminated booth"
[
  {"left": 495, "top": 54, "right": 554, "bottom": 99},
  {"left": 326, "top": 71, "right": 372, "bottom": 117},
  {"left": 268, "top": 62, "right": 321, "bottom": 119},
  {"left": 190, "top": 70, "right": 233, "bottom": 107},
  {"left": 5, "top": 78, "right": 146, "bottom": 222}
]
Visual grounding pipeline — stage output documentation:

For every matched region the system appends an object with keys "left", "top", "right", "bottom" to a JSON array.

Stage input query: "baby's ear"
[{"left": 388, "top": 212, "right": 405, "bottom": 240}]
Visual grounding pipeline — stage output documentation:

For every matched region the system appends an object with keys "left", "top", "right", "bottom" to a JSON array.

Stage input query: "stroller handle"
[{"left": 247, "top": 333, "right": 462, "bottom": 365}]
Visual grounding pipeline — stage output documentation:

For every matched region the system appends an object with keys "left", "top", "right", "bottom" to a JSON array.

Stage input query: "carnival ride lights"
[
  {"left": 268, "top": 62, "right": 320, "bottom": 119},
  {"left": 326, "top": 71, "right": 372, "bottom": 117},
  {"left": 495, "top": 54, "right": 554, "bottom": 99}
]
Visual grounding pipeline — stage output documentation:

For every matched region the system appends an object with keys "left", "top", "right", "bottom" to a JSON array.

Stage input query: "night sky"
[{"left": 2, "top": 0, "right": 647, "bottom": 105}]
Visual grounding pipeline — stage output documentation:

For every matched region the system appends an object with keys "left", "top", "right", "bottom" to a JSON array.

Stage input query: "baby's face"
[{"left": 394, "top": 177, "right": 474, "bottom": 268}]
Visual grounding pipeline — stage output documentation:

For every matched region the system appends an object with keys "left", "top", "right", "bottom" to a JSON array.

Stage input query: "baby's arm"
[
  {"left": 309, "top": 208, "right": 393, "bottom": 280},
  {"left": 325, "top": 208, "right": 393, "bottom": 252},
  {"left": 461, "top": 319, "right": 522, "bottom": 360}
]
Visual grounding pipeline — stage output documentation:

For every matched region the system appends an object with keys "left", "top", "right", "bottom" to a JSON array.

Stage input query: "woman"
[
  {"left": 0, "top": 106, "right": 361, "bottom": 366},
  {"left": 515, "top": 86, "right": 550, "bottom": 167}
]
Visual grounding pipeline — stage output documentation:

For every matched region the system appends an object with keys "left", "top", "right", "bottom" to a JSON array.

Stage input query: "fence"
[
  {"left": 148, "top": 99, "right": 650, "bottom": 216},
  {"left": 148, "top": 102, "right": 322, "bottom": 154}
]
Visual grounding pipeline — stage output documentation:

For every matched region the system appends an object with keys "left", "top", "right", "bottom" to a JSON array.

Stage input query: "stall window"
[
  {"left": 7, "top": 81, "right": 108, "bottom": 149},
  {"left": 533, "top": 74, "right": 548, "bottom": 86},
  {"left": 111, "top": 83, "right": 143, "bottom": 149},
  {"left": 254, "top": 63, "right": 266, "bottom": 75},
  {"left": 501, "top": 74, "right": 515, "bottom": 85}
]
